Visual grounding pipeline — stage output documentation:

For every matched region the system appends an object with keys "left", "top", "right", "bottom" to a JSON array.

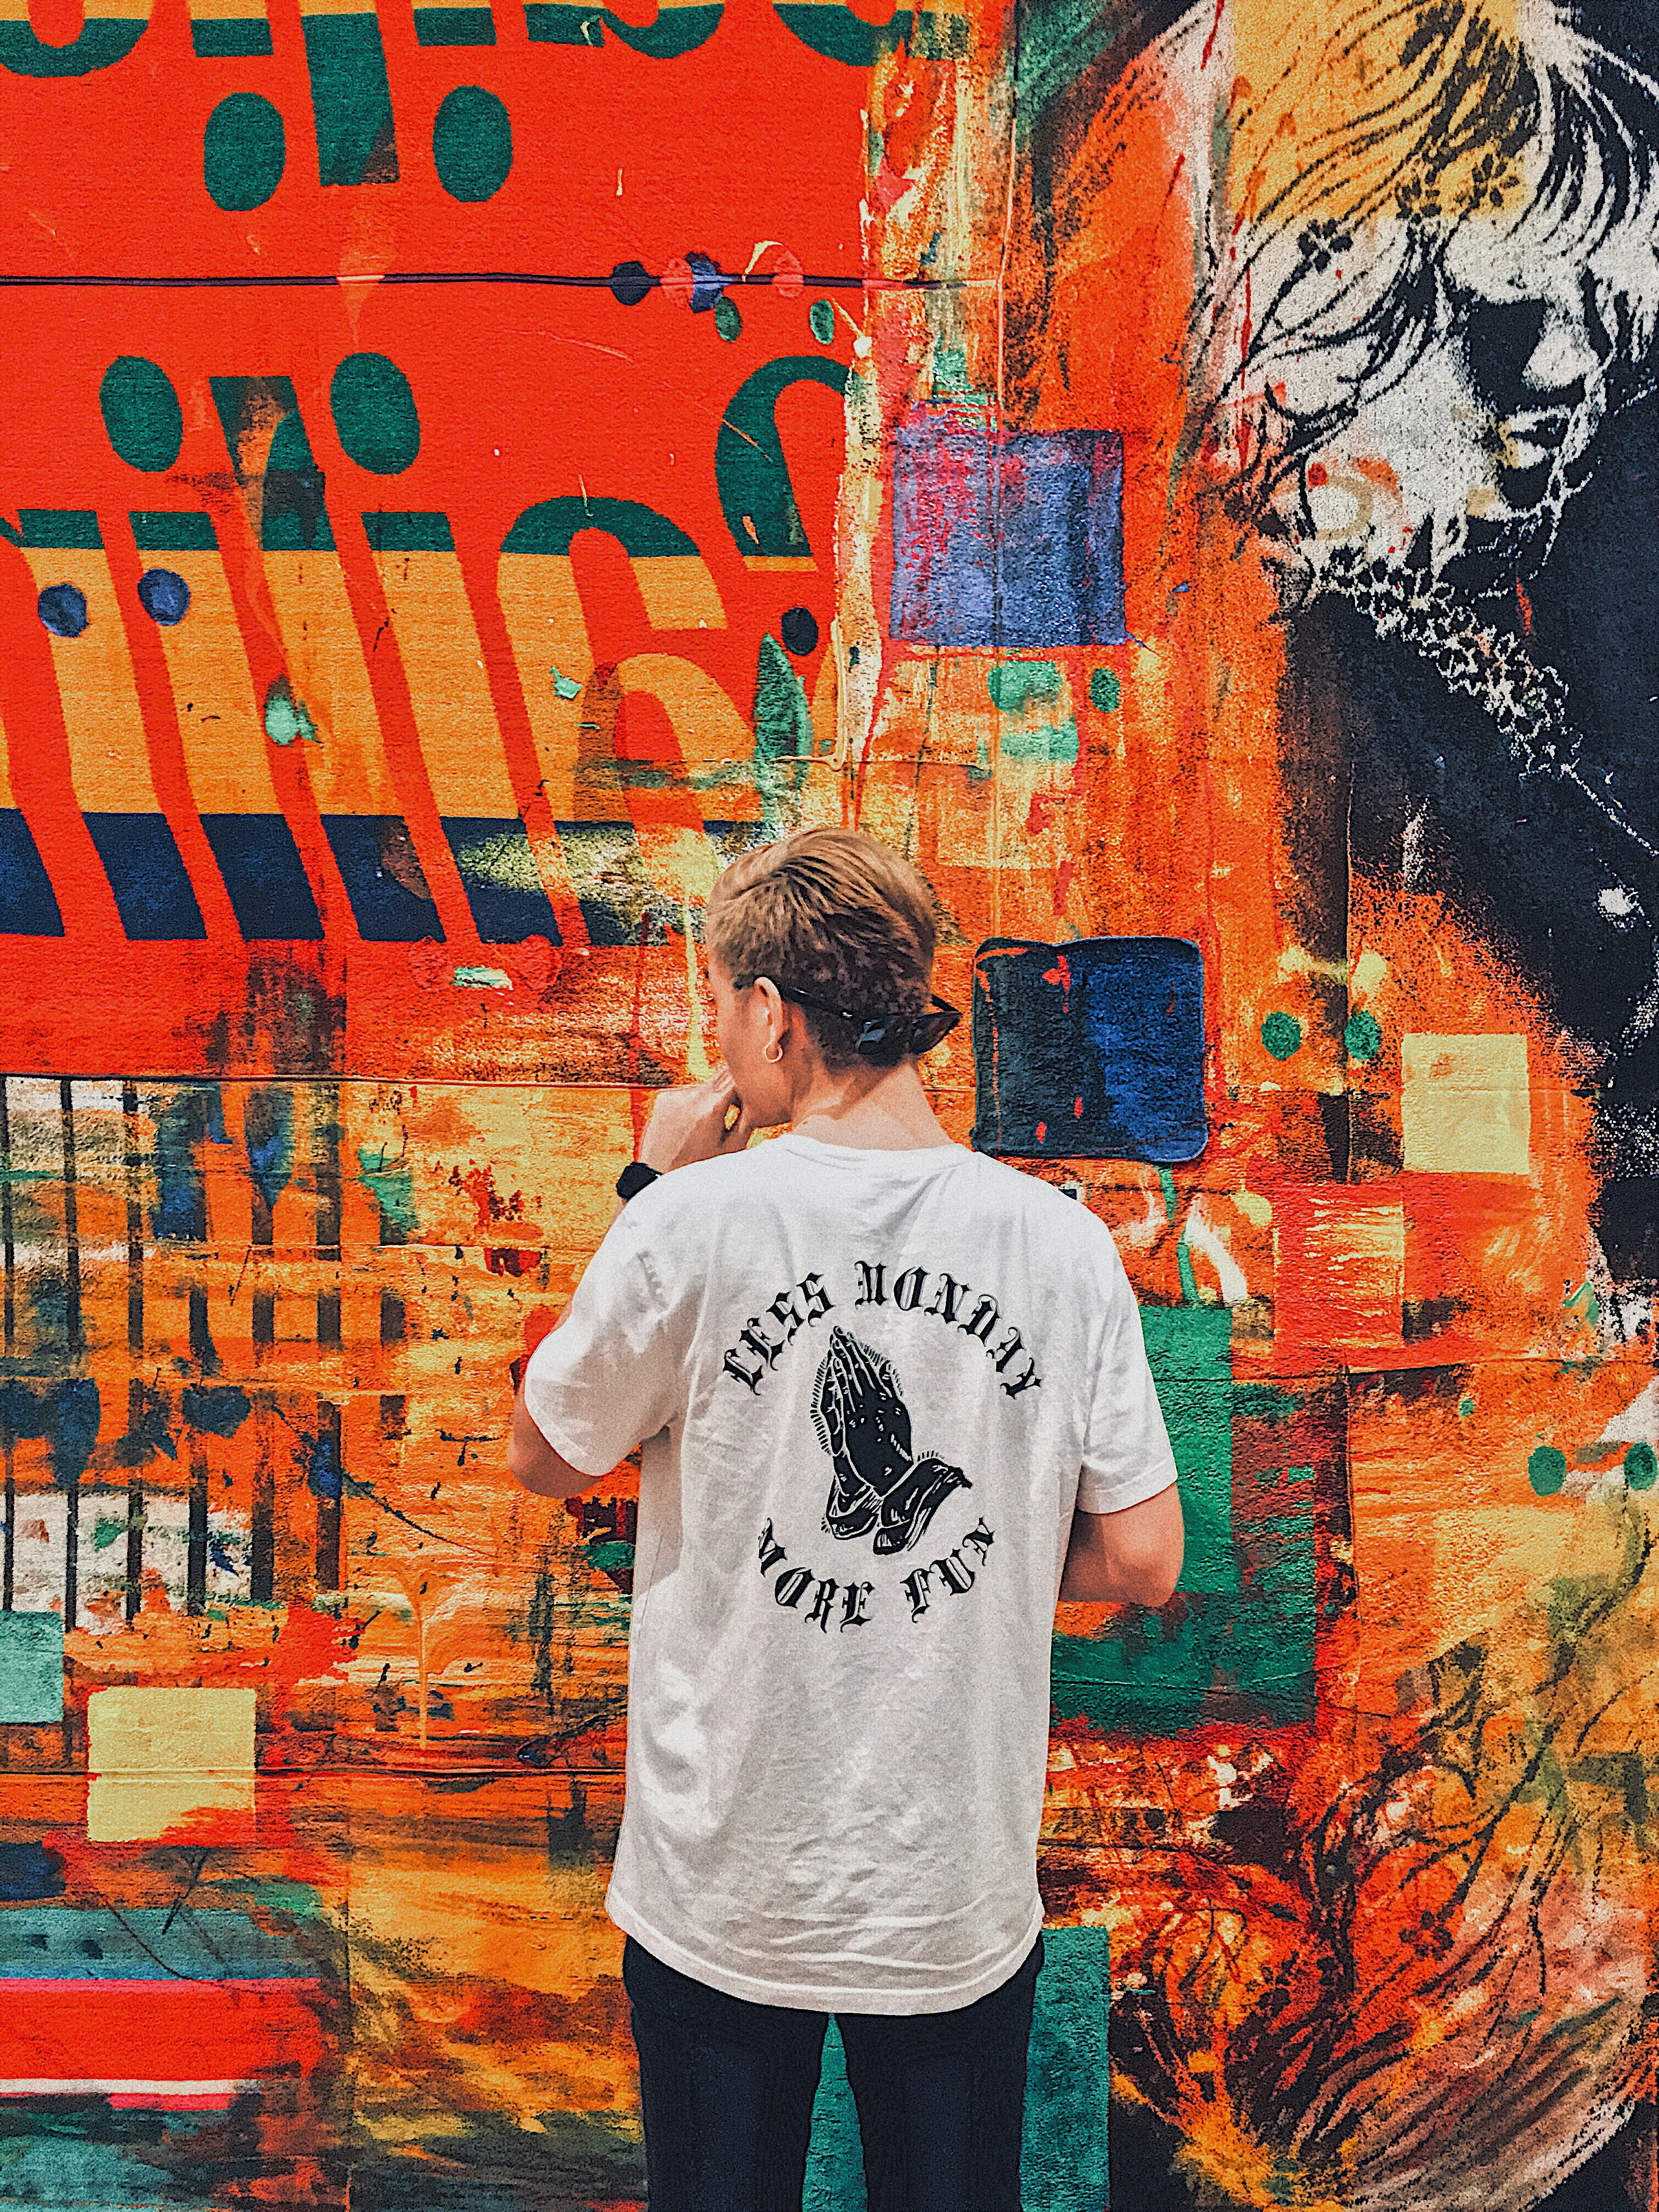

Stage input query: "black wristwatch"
[{"left": 616, "top": 1161, "right": 662, "bottom": 1201}]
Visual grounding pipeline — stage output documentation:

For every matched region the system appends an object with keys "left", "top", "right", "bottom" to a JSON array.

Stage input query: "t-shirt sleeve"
[
  {"left": 1076, "top": 1226, "right": 1181, "bottom": 1514},
  {"left": 521, "top": 1210, "right": 680, "bottom": 1478}
]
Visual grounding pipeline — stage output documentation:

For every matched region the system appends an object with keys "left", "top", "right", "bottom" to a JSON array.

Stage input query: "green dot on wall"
[
  {"left": 809, "top": 299, "right": 835, "bottom": 345},
  {"left": 100, "top": 357, "right": 183, "bottom": 472},
  {"left": 204, "top": 94, "right": 285, "bottom": 213},
  {"left": 1344, "top": 1009, "right": 1381, "bottom": 1063},
  {"left": 1528, "top": 1444, "right": 1567, "bottom": 1497},
  {"left": 1088, "top": 668, "right": 1119, "bottom": 713},
  {"left": 714, "top": 295, "right": 743, "bottom": 342},
  {"left": 331, "top": 354, "right": 421, "bottom": 475},
  {"left": 433, "top": 86, "right": 512, "bottom": 204},
  {"left": 1260, "top": 1011, "right": 1301, "bottom": 1060},
  {"left": 1624, "top": 1441, "right": 1657, "bottom": 1492}
]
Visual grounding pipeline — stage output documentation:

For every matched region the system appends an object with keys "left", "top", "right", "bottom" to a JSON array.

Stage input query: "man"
[{"left": 510, "top": 824, "right": 1183, "bottom": 2210}]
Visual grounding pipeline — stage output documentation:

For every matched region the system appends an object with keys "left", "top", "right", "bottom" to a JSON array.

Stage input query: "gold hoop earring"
[{"left": 763, "top": 1040, "right": 783, "bottom": 1064}]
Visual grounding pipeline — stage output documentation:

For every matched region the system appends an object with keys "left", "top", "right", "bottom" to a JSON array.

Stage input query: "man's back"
[{"left": 524, "top": 1132, "right": 1177, "bottom": 2013}]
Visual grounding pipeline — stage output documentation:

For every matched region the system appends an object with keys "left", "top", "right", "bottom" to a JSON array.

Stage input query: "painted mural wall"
[{"left": 0, "top": 0, "right": 1655, "bottom": 2202}]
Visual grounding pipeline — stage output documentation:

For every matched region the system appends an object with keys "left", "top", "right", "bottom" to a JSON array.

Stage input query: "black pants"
[{"left": 622, "top": 1931, "right": 1044, "bottom": 2211}]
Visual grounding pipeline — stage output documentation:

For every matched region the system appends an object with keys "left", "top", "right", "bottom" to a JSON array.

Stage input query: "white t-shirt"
[{"left": 523, "top": 1132, "right": 1178, "bottom": 2014}]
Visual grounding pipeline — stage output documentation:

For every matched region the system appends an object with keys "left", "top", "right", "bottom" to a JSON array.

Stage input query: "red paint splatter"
[
  {"left": 1307, "top": 461, "right": 1328, "bottom": 487},
  {"left": 1074, "top": 1096, "right": 1084, "bottom": 1117},
  {"left": 1201, "top": 0, "right": 1225, "bottom": 69},
  {"left": 1515, "top": 579, "right": 1534, "bottom": 633},
  {"left": 1035, "top": 1121, "right": 1047, "bottom": 1144}
]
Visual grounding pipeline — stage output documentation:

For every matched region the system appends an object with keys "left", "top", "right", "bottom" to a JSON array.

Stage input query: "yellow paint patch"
[
  {"left": 22, "top": 552, "right": 155, "bottom": 814},
  {"left": 1402, "top": 1033, "right": 1530, "bottom": 1175},
  {"left": 86, "top": 1686, "right": 257, "bottom": 1843},
  {"left": 370, "top": 549, "right": 516, "bottom": 818},
  {"left": 157, "top": 551, "right": 281, "bottom": 817},
  {"left": 631, "top": 555, "right": 726, "bottom": 630},
  {"left": 264, "top": 550, "right": 398, "bottom": 815}
]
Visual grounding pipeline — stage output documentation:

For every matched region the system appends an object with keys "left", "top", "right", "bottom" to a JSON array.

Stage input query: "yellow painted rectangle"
[
  {"left": 1402, "top": 1034, "right": 1531, "bottom": 1176},
  {"left": 88, "top": 1684, "right": 257, "bottom": 1773},
  {"left": 156, "top": 551, "right": 283, "bottom": 817},
  {"left": 369, "top": 549, "right": 517, "bottom": 817},
  {"left": 497, "top": 551, "right": 592, "bottom": 819},
  {"left": 87, "top": 1774, "right": 257, "bottom": 1844},
  {"left": 263, "top": 550, "right": 398, "bottom": 816}
]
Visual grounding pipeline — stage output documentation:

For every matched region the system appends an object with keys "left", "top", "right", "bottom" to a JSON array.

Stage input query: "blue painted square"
[
  {"left": 0, "top": 808, "right": 63, "bottom": 934},
  {"left": 200, "top": 814, "right": 323, "bottom": 940},
  {"left": 891, "top": 408, "right": 1125, "bottom": 648},
  {"left": 320, "top": 815, "right": 442, "bottom": 942},
  {"left": 0, "top": 1610, "right": 64, "bottom": 1724},
  {"left": 441, "top": 818, "right": 561, "bottom": 943},
  {"left": 82, "top": 812, "right": 206, "bottom": 940},
  {"left": 972, "top": 936, "right": 1206, "bottom": 1163}
]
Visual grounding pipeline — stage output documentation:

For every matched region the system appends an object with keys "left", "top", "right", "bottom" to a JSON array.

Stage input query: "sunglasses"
[{"left": 736, "top": 976, "right": 962, "bottom": 1058}]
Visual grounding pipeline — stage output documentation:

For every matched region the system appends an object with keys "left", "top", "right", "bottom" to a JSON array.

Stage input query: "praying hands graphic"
[{"left": 811, "top": 1327, "right": 970, "bottom": 1556}]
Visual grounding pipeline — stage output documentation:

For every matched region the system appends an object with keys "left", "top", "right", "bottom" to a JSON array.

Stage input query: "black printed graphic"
[{"left": 811, "top": 1326, "right": 970, "bottom": 1556}]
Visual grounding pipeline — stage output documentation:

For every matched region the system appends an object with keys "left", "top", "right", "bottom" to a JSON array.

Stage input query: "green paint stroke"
[
  {"left": 1261, "top": 1010, "right": 1301, "bottom": 1060},
  {"left": 550, "top": 666, "right": 582, "bottom": 699},
  {"left": 713, "top": 295, "right": 743, "bottom": 342},
  {"left": 300, "top": 9, "right": 399, "bottom": 188},
  {"left": 204, "top": 93, "right": 286, "bottom": 212},
  {"left": 1344, "top": 1009, "right": 1382, "bottom": 1063},
  {"left": 1624, "top": 1442, "right": 1656, "bottom": 1492},
  {"left": 808, "top": 298, "right": 835, "bottom": 345},
  {"left": 1088, "top": 667, "right": 1120, "bottom": 713},
  {"left": 432, "top": 84, "right": 512, "bottom": 202},
  {"left": 986, "top": 659, "right": 1060, "bottom": 712},
  {"left": 330, "top": 353, "right": 420, "bottom": 475},
  {"left": 1528, "top": 1444, "right": 1568, "bottom": 1497},
  {"left": 804, "top": 1927, "right": 1108, "bottom": 2209},
  {"left": 1157, "top": 1167, "right": 1201, "bottom": 1306},
  {"left": 1054, "top": 1307, "right": 1317, "bottom": 1733},
  {"left": 264, "top": 677, "right": 319, "bottom": 747},
  {"left": 0, "top": 1611, "right": 63, "bottom": 1724},
  {"left": 100, "top": 357, "right": 183, "bottom": 473},
  {"left": 754, "top": 632, "right": 812, "bottom": 822},
  {"left": 356, "top": 1144, "right": 417, "bottom": 1243}
]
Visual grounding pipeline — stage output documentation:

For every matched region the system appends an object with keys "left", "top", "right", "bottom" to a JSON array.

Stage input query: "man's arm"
[
  {"left": 507, "top": 1374, "right": 598, "bottom": 1496},
  {"left": 1058, "top": 1481, "right": 1183, "bottom": 1606}
]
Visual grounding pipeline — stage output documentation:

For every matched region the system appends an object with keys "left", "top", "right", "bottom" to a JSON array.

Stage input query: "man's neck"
[{"left": 788, "top": 1062, "right": 952, "bottom": 1152}]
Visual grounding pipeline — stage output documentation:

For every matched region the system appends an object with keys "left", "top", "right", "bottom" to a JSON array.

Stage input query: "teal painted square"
[
  {"left": 802, "top": 1927, "right": 1109, "bottom": 2209},
  {"left": 0, "top": 1611, "right": 64, "bottom": 1723},
  {"left": 1052, "top": 1305, "right": 1317, "bottom": 1730}
]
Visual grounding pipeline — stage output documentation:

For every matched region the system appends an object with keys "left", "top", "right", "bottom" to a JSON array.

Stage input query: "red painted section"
[{"left": 1, "top": 1981, "right": 328, "bottom": 2083}]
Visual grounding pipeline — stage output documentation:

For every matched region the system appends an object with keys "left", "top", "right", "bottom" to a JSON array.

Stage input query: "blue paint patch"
[
  {"left": 37, "top": 582, "right": 88, "bottom": 637},
  {"left": 971, "top": 936, "right": 1206, "bottom": 1163},
  {"left": 0, "top": 1904, "right": 314, "bottom": 1977},
  {"left": 0, "top": 1376, "right": 101, "bottom": 1489},
  {"left": 0, "top": 1843, "right": 65, "bottom": 1901},
  {"left": 320, "top": 815, "right": 443, "bottom": 941},
  {"left": 892, "top": 409, "right": 1125, "bottom": 648},
  {"left": 242, "top": 1085, "right": 295, "bottom": 1215},
  {"left": 81, "top": 812, "right": 207, "bottom": 940},
  {"left": 441, "top": 817, "right": 561, "bottom": 943},
  {"left": 182, "top": 1383, "right": 252, "bottom": 1437},
  {"left": 0, "top": 808, "right": 65, "bottom": 934},
  {"left": 0, "top": 1611, "right": 64, "bottom": 1724},
  {"left": 200, "top": 812, "right": 324, "bottom": 940},
  {"left": 150, "top": 1088, "right": 220, "bottom": 1241},
  {"left": 137, "top": 567, "right": 190, "bottom": 625}
]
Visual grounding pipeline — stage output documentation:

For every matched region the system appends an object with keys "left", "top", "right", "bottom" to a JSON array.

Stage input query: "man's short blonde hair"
[{"left": 705, "top": 828, "right": 939, "bottom": 1070}]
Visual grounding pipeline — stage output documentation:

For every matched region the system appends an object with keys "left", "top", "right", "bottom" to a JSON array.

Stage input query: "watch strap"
[{"left": 615, "top": 1161, "right": 662, "bottom": 1201}]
